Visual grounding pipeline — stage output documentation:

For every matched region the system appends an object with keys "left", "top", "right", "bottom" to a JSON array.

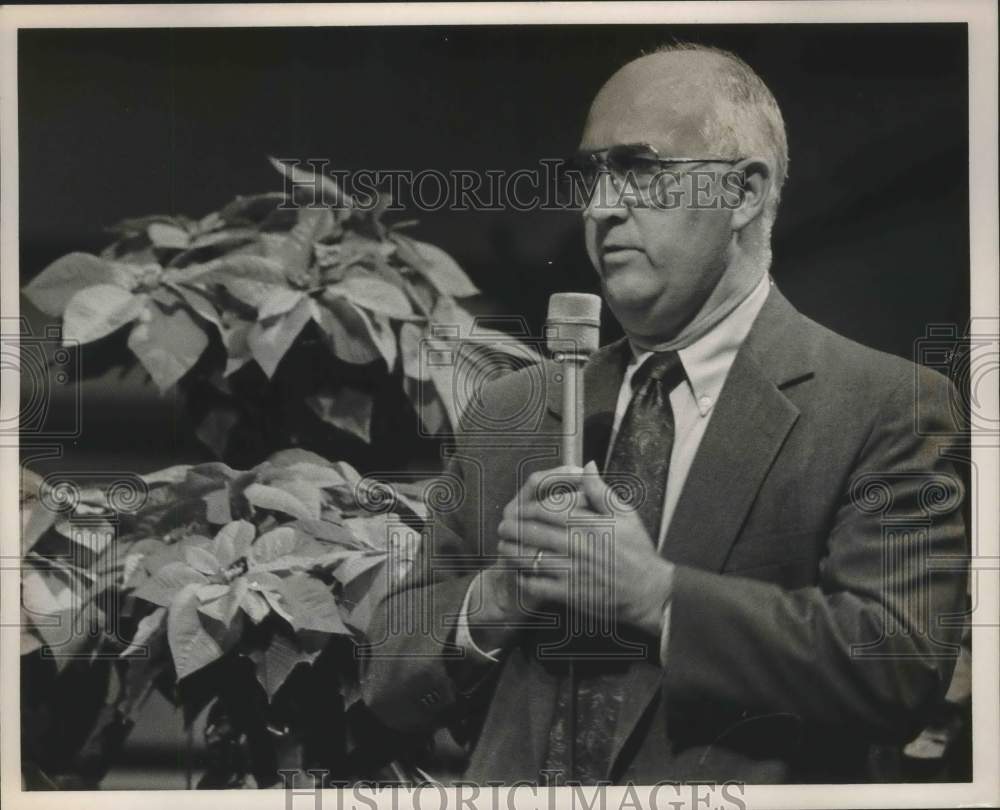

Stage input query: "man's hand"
[{"left": 493, "top": 461, "right": 675, "bottom": 640}]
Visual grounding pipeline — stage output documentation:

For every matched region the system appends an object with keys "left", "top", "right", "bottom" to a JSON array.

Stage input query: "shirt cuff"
[
  {"left": 454, "top": 572, "right": 503, "bottom": 663},
  {"left": 658, "top": 602, "right": 672, "bottom": 668}
]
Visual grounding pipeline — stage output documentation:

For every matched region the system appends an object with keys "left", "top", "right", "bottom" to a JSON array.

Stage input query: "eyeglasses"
[{"left": 563, "top": 142, "right": 744, "bottom": 208}]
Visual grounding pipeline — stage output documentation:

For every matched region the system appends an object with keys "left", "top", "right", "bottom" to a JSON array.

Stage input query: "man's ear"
[{"left": 728, "top": 158, "right": 772, "bottom": 231}]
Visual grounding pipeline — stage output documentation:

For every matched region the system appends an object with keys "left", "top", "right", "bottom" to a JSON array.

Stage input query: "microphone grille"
[
  {"left": 546, "top": 292, "right": 602, "bottom": 325},
  {"left": 545, "top": 293, "right": 602, "bottom": 355}
]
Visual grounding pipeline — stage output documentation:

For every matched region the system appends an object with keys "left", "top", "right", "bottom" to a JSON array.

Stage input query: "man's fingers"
[
  {"left": 497, "top": 519, "right": 570, "bottom": 554},
  {"left": 580, "top": 459, "right": 613, "bottom": 516},
  {"left": 516, "top": 489, "right": 590, "bottom": 526},
  {"left": 504, "top": 465, "right": 585, "bottom": 522}
]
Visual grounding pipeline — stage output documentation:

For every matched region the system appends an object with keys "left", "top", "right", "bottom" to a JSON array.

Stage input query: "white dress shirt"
[{"left": 456, "top": 273, "right": 774, "bottom": 664}]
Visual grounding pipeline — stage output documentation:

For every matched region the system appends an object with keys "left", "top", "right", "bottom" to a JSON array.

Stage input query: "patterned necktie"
[{"left": 542, "top": 350, "right": 685, "bottom": 784}]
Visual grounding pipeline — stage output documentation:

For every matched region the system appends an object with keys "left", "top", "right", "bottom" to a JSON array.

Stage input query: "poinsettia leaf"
[
  {"left": 248, "top": 632, "right": 320, "bottom": 701},
  {"left": 305, "top": 386, "right": 373, "bottom": 444},
  {"left": 399, "top": 321, "right": 430, "bottom": 381},
  {"left": 288, "top": 518, "right": 361, "bottom": 547},
  {"left": 325, "top": 272, "right": 414, "bottom": 319},
  {"left": 260, "top": 589, "right": 296, "bottom": 627},
  {"left": 273, "top": 207, "right": 333, "bottom": 278},
  {"left": 268, "top": 156, "right": 353, "bottom": 210},
  {"left": 184, "top": 545, "right": 221, "bottom": 576},
  {"left": 62, "top": 285, "right": 146, "bottom": 345},
  {"left": 250, "top": 526, "right": 297, "bottom": 564},
  {"left": 199, "top": 576, "right": 246, "bottom": 626},
  {"left": 246, "top": 569, "right": 284, "bottom": 592},
  {"left": 280, "top": 574, "right": 351, "bottom": 635},
  {"left": 221, "top": 318, "right": 254, "bottom": 376},
  {"left": 257, "top": 288, "right": 305, "bottom": 321},
  {"left": 196, "top": 407, "right": 241, "bottom": 460},
  {"left": 166, "top": 283, "right": 222, "bottom": 328},
  {"left": 134, "top": 561, "right": 208, "bottom": 607},
  {"left": 282, "top": 462, "right": 349, "bottom": 488},
  {"left": 266, "top": 479, "right": 322, "bottom": 520},
  {"left": 212, "top": 520, "right": 255, "bottom": 566},
  {"left": 148, "top": 222, "right": 190, "bottom": 249},
  {"left": 167, "top": 583, "right": 224, "bottom": 680},
  {"left": 328, "top": 550, "right": 387, "bottom": 585},
  {"left": 240, "top": 588, "right": 271, "bottom": 624},
  {"left": 309, "top": 297, "right": 381, "bottom": 366},
  {"left": 142, "top": 465, "right": 192, "bottom": 486},
  {"left": 127, "top": 301, "right": 210, "bottom": 393},
  {"left": 22, "top": 501, "right": 58, "bottom": 552},
  {"left": 247, "top": 296, "right": 312, "bottom": 378},
  {"left": 196, "top": 583, "right": 230, "bottom": 602},
  {"left": 23, "top": 253, "right": 123, "bottom": 317},
  {"left": 244, "top": 484, "right": 312, "bottom": 521},
  {"left": 391, "top": 233, "right": 479, "bottom": 297},
  {"left": 120, "top": 606, "right": 167, "bottom": 657},
  {"left": 203, "top": 487, "right": 233, "bottom": 525},
  {"left": 198, "top": 255, "right": 288, "bottom": 307}
]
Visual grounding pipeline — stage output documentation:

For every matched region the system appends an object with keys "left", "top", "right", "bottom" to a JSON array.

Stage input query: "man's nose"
[{"left": 584, "top": 172, "right": 629, "bottom": 222}]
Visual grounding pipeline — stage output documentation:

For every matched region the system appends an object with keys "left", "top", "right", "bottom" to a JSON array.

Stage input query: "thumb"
[{"left": 581, "top": 460, "right": 612, "bottom": 515}]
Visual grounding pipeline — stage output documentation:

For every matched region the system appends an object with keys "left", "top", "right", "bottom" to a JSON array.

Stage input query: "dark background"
[{"left": 19, "top": 23, "right": 969, "bottom": 473}]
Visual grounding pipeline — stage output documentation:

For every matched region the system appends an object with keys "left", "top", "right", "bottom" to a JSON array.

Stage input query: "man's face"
[{"left": 580, "top": 55, "right": 737, "bottom": 343}]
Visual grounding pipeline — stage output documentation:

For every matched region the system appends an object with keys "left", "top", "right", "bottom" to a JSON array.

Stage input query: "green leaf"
[
  {"left": 247, "top": 296, "right": 312, "bottom": 378},
  {"left": 199, "top": 255, "right": 288, "bottom": 307},
  {"left": 62, "top": 285, "right": 146, "bottom": 345},
  {"left": 280, "top": 574, "right": 350, "bottom": 634},
  {"left": 325, "top": 271, "right": 414, "bottom": 319},
  {"left": 244, "top": 483, "right": 312, "bottom": 521},
  {"left": 148, "top": 222, "right": 190, "bottom": 249},
  {"left": 212, "top": 520, "right": 255, "bottom": 566},
  {"left": 240, "top": 588, "right": 271, "bottom": 624},
  {"left": 199, "top": 576, "right": 246, "bottom": 626},
  {"left": 391, "top": 234, "right": 479, "bottom": 298},
  {"left": 257, "top": 288, "right": 305, "bottom": 321},
  {"left": 121, "top": 606, "right": 167, "bottom": 657},
  {"left": 268, "top": 157, "right": 353, "bottom": 210},
  {"left": 247, "top": 633, "right": 320, "bottom": 701},
  {"left": 309, "top": 297, "right": 381, "bottom": 366},
  {"left": 127, "top": 301, "right": 210, "bottom": 392},
  {"left": 329, "top": 550, "right": 387, "bottom": 585},
  {"left": 185, "top": 545, "right": 221, "bottom": 576},
  {"left": 399, "top": 321, "right": 430, "bottom": 381},
  {"left": 283, "top": 462, "right": 349, "bottom": 488},
  {"left": 306, "top": 386, "right": 373, "bottom": 444},
  {"left": 250, "top": 526, "right": 297, "bottom": 563},
  {"left": 288, "top": 518, "right": 360, "bottom": 546},
  {"left": 134, "top": 561, "right": 208, "bottom": 607},
  {"left": 196, "top": 407, "right": 241, "bottom": 460},
  {"left": 167, "top": 583, "right": 224, "bottom": 680},
  {"left": 266, "top": 478, "right": 322, "bottom": 520},
  {"left": 23, "top": 253, "right": 123, "bottom": 317},
  {"left": 273, "top": 207, "right": 333, "bottom": 278}
]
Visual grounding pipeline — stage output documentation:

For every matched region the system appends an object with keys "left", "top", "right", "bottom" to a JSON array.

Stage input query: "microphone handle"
[
  {"left": 561, "top": 356, "right": 585, "bottom": 467},
  {"left": 559, "top": 354, "right": 587, "bottom": 781}
]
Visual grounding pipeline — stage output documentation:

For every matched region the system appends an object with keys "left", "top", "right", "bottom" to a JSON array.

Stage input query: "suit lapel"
[{"left": 605, "top": 286, "right": 813, "bottom": 778}]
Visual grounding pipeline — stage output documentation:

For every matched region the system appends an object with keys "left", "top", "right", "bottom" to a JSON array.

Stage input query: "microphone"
[
  {"left": 546, "top": 293, "right": 602, "bottom": 467},
  {"left": 544, "top": 293, "right": 601, "bottom": 780}
]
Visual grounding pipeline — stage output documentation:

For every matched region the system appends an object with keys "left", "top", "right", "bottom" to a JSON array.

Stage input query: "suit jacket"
[{"left": 361, "top": 286, "right": 968, "bottom": 784}]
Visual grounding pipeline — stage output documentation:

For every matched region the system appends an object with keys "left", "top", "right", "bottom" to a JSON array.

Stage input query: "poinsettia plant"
[
  {"left": 22, "top": 158, "right": 536, "bottom": 466},
  {"left": 20, "top": 448, "right": 436, "bottom": 788}
]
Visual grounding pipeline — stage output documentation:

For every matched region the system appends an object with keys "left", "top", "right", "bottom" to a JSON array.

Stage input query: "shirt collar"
[{"left": 626, "top": 273, "right": 773, "bottom": 416}]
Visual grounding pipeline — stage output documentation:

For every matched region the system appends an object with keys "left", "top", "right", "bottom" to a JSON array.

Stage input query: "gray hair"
[{"left": 653, "top": 42, "right": 790, "bottom": 232}]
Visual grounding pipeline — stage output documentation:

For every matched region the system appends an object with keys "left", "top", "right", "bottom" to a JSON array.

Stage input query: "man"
[{"left": 361, "top": 44, "right": 967, "bottom": 784}]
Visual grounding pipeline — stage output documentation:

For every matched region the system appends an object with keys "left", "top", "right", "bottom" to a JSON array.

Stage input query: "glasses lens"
[{"left": 606, "top": 145, "right": 660, "bottom": 187}]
